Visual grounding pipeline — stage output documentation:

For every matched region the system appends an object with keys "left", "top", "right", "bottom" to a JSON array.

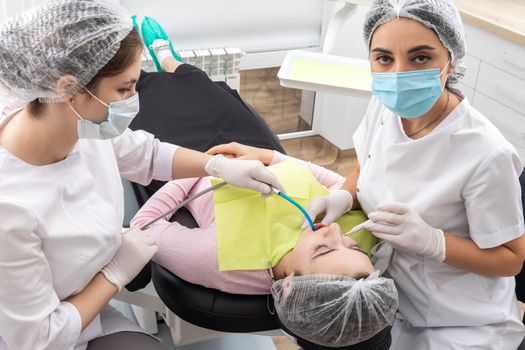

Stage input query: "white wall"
[
  {"left": 313, "top": 3, "right": 371, "bottom": 150},
  {"left": 118, "top": 0, "right": 324, "bottom": 53},
  {"left": 1, "top": 0, "right": 324, "bottom": 53}
]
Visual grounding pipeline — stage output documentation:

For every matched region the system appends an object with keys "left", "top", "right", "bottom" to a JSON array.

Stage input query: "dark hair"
[{"left": 29, "top": 27, "right": 143, "bottom": 116}]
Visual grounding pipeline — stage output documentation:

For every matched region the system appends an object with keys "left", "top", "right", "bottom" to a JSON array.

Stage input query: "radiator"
[{"left": 140, "top": 47, "right": 244, "bottom": 91}]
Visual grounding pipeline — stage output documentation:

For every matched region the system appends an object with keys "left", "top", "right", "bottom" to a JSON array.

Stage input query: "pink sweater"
[{"left": 131, "top": 151, "right": 345, "bottom": 294}]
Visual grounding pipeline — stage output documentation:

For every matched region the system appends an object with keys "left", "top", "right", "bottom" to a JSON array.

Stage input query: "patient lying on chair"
[{"left": 131, "top": 142, "right": 398, "bottom": 347}]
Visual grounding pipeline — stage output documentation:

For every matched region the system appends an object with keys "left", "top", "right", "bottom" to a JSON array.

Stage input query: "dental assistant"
[
  {"left": 305, "top": 0, "right": 525, "bottom": 349},
  {"left": 0, "top": 1, "right": 282, "bottom": 350}
]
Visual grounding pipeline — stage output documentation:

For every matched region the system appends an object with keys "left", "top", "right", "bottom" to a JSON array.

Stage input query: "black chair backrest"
[
  {"left": 129, "top": 66, "right": 286, "bottom": 205},
  {"left": 280, "top": 323, "right": 391, "bottom": 350}
]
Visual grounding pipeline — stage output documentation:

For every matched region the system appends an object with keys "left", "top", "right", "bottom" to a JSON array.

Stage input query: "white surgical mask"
[{"left": 68, "top": 88, "right": 139, "bottom": 139}]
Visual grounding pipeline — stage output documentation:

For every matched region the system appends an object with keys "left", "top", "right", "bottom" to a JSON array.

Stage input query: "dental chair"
[
  {"left": 126, "top": 63, "right": 284, "bottom": 340},
  {"left": 123, "top": 64, "right": 392, "bottom": 349}
]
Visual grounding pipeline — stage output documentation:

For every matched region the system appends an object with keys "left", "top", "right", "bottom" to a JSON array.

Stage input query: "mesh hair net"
[
  {"left": 271, "top": 271, "right": 398, "bottom": 347},
  {"left": 363, "top": 0, "right": 467, "bottom": 85},
  {"left": 0, "top": 0, "right": 133, "bottom": 108}
]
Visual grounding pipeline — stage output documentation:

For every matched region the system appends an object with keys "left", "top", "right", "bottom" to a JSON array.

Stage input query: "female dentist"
[
  {"left": 0, "top": 1, "right": 282, "bottom": 349},
  {"left": 301, "top": 0, "right": 525, "bottom": 349}
]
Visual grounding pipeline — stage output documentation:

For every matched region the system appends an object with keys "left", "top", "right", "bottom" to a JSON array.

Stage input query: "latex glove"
[
  {"left": 205, "top": 154, "right": 284, "bottom": 194},
  {"left": 368, "top": 202, "right": 446, "bottom": 262},
  {"left": 303, "top": 189, "right": 353, "bottom": 228},
  {"left": 101, "top": 228, "right": 158, "bottom": 291}
]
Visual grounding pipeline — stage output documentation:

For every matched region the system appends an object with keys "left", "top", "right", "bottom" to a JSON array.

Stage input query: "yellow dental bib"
[{"left": 212, "top": 160, "right": 377, "bottom": 271}]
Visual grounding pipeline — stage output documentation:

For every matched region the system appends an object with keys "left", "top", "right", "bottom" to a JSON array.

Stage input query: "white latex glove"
[
  {"left": 205, "top": 154, "right": 284, "bottom": 194},
  {"left": 368, "top": 202, "right": 446, "bottom": 262},
  {"left": 101, "top": 228, "right": 158, "bottom": 291},
  {"left": 303, "top": 189, "right": 353, "bottom": 228}
]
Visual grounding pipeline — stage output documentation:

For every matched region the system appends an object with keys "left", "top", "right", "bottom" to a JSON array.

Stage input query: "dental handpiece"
[
  {"left": 271, "top": 187, "right": 317, "bottom": 231},
  {"left": 140, "top": 181, "right": 227, "bottom": 230},
  {"left": 141, "top": 183, "right": 318, "bottom": 232}
]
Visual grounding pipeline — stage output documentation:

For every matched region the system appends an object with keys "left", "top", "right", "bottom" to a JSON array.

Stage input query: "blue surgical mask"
[
  {"left": 68, "top": 88, "right": 140, "bottom": 139},
  {"left": 371, "top": 62, "right": 449, "bottom": 119}
]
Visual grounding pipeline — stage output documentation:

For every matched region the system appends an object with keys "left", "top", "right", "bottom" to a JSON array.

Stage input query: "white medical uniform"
[
  {"left": 0, "top": 110, "right": 177, "bottom": 350},
  {"left": 353, "top": 96, "right": 525, "bottom": 349}
]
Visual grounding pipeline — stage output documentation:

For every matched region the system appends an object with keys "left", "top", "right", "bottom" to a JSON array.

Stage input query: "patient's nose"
[{"left": 321, "top": 223, "right": 340, "bottom": 239}]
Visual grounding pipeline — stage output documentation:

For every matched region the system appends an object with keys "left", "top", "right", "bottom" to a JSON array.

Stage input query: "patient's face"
[{"left": 291, "top": 223, "right": 375, "bottom": 278}]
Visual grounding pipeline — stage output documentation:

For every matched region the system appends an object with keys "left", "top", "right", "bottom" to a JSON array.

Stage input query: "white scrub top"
[
  {"left": 353, "top": 96, "right": 525, "bottom": 349},
  {"left": 0, "top": 110, "right": 177, "bottom": 350}
]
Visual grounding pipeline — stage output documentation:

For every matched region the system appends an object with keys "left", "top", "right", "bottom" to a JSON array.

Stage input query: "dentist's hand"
[
  {"left": 101, "top": 228, "right": 158, "bottom": 291},
  {"left": 368, "top": 202, "right": 446, "bottom": 262},
  {"left": 205, "top": 154, "right": 284, "bottom": 194},
  {"left": 303, "top": 189, "right": 353, "bottom": 228}
]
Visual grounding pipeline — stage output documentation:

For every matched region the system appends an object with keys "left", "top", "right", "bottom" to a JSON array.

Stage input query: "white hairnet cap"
[
  {"left": 0, "top": 0, "right": 133, "bottom": 108},
  {"left": 271, "top": 271, "right": 398, "bottom": 347},
  {"left": 363, "top": 0, "right": 467, "bottom": 85}
]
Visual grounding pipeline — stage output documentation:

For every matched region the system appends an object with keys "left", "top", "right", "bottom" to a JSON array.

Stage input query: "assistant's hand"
[
  {"left": 101, "top": 228, "right": 158, "bottom": 291},
  {"left": 205, "top": 154, "right": 284, "bottom": 194},
  {"left": 303, "top": 189, "right": 353, "bottom": 228},
  {"left": 368, "top": 202, "right": 446, "bottom": 262},
  {"left": 206, "top": 142, "right": 274, "bottom": 165}
]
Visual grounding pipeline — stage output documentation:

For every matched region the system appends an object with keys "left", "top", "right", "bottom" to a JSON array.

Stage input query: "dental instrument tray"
[{"left": 278, "top": 50, "right": 372, "bottom": 96}]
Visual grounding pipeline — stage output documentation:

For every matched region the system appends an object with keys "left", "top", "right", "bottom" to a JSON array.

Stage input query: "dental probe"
[{"left": 344, "top": 219, "right": 373, "bottom": 236}]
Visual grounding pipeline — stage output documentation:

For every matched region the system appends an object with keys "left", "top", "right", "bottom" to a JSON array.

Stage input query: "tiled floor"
[
  {"left": 240, "top": 67, "right": 358, "bottom": 177},
  {"left": 240, "top": 67, "right": 309, "bottom": 135},
  {"left": 272, "top": 335, "right": 299, "bottom": 350}
]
